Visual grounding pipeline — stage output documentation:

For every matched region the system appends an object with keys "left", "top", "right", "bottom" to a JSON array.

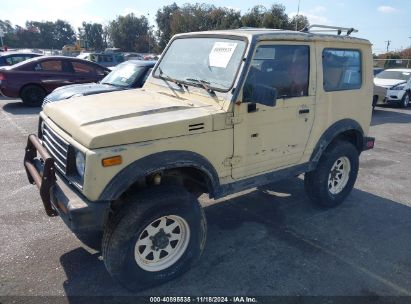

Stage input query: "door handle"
[{"left": 299, "top": 108, "right": 310, "bottom": 114}]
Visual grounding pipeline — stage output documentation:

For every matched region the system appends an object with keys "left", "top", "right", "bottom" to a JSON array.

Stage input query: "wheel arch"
[
  {"left": 99, "top": 150, "right": 220, "bottom": 202},
  {"left": 310, "top": 119, "right": 364, "bottom": 164},
  {"left": 19, "top": 83, "right": 46, "bottom": 98}
]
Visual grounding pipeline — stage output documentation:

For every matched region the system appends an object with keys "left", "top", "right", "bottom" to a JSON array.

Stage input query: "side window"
[
  {"left": 243, "top": 44, "right": 310, "bottom": 105},
  {"left": 104, "top": 55, "right": 113, "bottom": 63},
  {"left": 35, "top": 60, "right": 63, "bottom": 72},
  {"left": 322, "top": 49, "right": 361, "bottom": 91},
  {"left": 72, "top": 61, "right": 94, "bottom": 74},
  {"left": 12, "top": 56, "right": 27, "bottom": 65},
  {"left": 5, "top": 57, "right": 13, "bottom": 65},
  {"left": 142, "top": 68, "right": 152, "bottom": 83}
]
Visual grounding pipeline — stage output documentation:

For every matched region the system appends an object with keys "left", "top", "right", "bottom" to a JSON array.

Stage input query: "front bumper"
[
  {"left": 386, "top": 90, "right": 405, "bottom": 103},
  {"left": 24, "top": 134, "right": 110, "bottom": 231}
]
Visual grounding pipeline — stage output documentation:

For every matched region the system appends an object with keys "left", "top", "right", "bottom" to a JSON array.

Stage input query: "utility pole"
[
  {"left": 295, "top": 0, "right": 301, "bottom": 31},
  {"left": 385, "top": 40, "right": 391, "bottom": 53},
  {"left": 408, "top": 37, "right": 411, "bottom": 68}
]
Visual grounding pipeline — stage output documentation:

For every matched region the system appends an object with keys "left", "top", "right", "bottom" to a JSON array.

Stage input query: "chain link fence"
[{"left": 374, "top": 59, "right": 411, "bottom": 69}]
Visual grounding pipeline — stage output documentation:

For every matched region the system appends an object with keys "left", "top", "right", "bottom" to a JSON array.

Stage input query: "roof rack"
[{"left": 301, "top": 24, "right": 358, "bottom": 36}]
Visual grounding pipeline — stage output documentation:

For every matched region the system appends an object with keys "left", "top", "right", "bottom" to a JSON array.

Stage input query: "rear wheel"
[
  {"left": 20, "top": 85, "right": 46, "bottom": 107},
  {"left": 304, "top": 141, "right": 359, "bottom": 208},
  {"left": 102, "top": 185, "right": 207, "bottom": 291}
]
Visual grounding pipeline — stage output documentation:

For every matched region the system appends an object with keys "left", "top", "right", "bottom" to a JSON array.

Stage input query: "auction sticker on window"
[{"left": 209, "top": 42, "right": 237, "bottom": 68}]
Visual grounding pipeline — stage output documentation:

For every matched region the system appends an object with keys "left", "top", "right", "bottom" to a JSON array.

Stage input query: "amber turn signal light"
[{"left": 102, "top": 156, "right": 122, "bottom": 167}]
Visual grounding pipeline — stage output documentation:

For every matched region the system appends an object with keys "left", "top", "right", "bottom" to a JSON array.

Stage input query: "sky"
[{"left": 1, "top": 0, "right": 410, "bottom": 54}]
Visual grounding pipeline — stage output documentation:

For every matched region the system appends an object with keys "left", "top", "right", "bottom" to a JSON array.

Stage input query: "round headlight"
[{"left": 75, "top": 151, "right": 85, "bottom": 177}]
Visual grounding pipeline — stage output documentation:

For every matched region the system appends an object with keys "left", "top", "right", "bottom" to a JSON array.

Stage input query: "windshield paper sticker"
[{"left": 209, "top": 42, "right": 238, "bottom": 68}]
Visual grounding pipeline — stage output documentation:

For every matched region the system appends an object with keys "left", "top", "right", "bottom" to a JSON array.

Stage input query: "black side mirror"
[{"left": 252, "top": 84, "right": 277, "bottom": 107}]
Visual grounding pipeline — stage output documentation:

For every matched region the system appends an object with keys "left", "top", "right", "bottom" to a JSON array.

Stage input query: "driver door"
[{"left": 232, "top": 42, "right": 316, "bottom": 179}]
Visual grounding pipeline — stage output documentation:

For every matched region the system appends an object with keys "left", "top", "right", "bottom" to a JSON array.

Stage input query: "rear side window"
[
  {"left": 72, "top": 61, "right": 94, "bottom": 74},
  {"left": 322, "top": 49, "right": 361, "bottom": 91}
]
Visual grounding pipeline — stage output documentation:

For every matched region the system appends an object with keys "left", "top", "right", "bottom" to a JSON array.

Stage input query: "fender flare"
[
  {"left": 310, "top": 119, "right": 364, "bottom": 163},
  {"left": 98, "top": 150, "right": 220, "bottom": 201}
]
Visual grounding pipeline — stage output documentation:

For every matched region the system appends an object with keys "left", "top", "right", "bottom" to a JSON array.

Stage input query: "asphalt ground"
[{"left": 1, "top": 96, "right": 411, "bottom": 300}]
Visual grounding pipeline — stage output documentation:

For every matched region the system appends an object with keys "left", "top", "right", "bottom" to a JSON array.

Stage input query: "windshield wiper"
[
  {"left": 158, "top": 67, "right": 182, "bottom": 87},
  {"left": 185, "top": 78, "right": 215, "bottom": 95}
]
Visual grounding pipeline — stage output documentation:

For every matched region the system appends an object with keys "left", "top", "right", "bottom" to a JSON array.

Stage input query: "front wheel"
[
  {"left": 372, "top": 95, "right": 378, "bottom": 110},
  {"left": 401, "top": 92, "right": 410, "bottom": 108},
  {"left": 102, "top": 186, "right": 207, "bottom": 291},
  {"left": 304, "top": 141, "right": 359, "bottom": 208}
]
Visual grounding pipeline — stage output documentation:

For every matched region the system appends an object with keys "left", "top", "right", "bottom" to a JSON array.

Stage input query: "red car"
[{"left": 0, "top": 56, "right": 110, "bottom": 106}]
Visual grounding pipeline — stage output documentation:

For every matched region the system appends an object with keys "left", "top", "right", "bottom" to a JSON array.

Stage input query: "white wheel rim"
[
  {"left": 134, "top": 215, "right": 190, "bottom": 272},
  {"left": 328, "top": 156, "right": 351, "bottom": 195}
]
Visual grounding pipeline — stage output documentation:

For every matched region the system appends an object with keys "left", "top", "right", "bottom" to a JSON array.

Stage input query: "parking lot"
[{"left": 0, "top": 96, "right": 411, "bottom": 298}]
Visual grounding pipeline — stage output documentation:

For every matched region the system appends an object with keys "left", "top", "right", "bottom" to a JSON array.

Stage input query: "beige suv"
[{"left": 24, "top": 25, "right": 375, "bottom": 290}]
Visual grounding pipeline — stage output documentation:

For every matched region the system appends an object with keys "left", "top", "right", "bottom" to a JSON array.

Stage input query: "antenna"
[{"left": 295, "top": 0, "right": 301, "bottom": 31}]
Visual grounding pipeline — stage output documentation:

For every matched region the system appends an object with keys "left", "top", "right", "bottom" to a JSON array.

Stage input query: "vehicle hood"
[
  {"left": 46, "top": 83, "right": 122, "bottom": 102},
  {"left": 43, "top": 89, "right": 218, "bottom": 149},
  {"left": 374, "top": 78, "right": 405, "bottom": 88}
]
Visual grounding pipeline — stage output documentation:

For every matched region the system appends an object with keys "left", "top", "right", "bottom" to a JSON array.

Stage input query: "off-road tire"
[
  {"left": 304, "top": 141, "right": 359, "bottom": 208},
  {"left": 20, "top": 85, "right": 46, "bottom": 107},
  {"left": 102, "top": 185, "right": 207, "bottom": 291},
  {"left": 401, "top": 92, "right": 410, "bottom": 108}
]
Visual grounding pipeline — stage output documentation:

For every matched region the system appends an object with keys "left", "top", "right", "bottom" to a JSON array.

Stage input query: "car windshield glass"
[
  {"left": 153, "top": 37, "right": 247, "bottom": 91},
  {"left": 376, "top": 70, "right": 411, "bottom": 81},
  {"left": 101, "top": 63, "right": 146, "bottom": 87}
]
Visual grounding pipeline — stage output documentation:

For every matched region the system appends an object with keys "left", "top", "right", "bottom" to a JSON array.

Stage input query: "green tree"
[
  {"left": 108, "top": 13, "right": 153, "bottom": 52},
  {"left": 209, "top": 7, "right": 241, "bottom": 30},
  {"left": 155, "top": 3, "right": 180, "bottom": 50},
  {"left": 241, "top": 5, "right": 266, "bottom": 28},
  {"left": 79, "top": 22, "right": 104, "bottom": 51},
  {"left": 53, "top": 20, "right": 76, "bottom": 48},
  {"left": 241, "top": 4, "right": 291, "bottom": 29},
  {"left": 25, "top": 20, "right": 75, "bottom": 49},
  {"left": 262, "top": 4, "right": 289, "bottom": 29},
  {"left": 156, "top": 3, "right": 242, "bottom": 51},
  {"left": 0, "top": 20, "right": 18, "bottom": 47},
  {"left": 288, "top": 14, "right": 309, "bottom": 31}
]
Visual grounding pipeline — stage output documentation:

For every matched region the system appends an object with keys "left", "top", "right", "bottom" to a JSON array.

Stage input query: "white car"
[{"left": 374, "top": 68, "right": 411, "bottom": 108}]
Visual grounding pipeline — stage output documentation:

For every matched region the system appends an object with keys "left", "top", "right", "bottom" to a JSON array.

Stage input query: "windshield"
[
  {"left": 153, "top": 37, "right": 247, "bottom": 91},
  {"left": 101, "top": 62, "right": 146, "bottom": 87},
  {"left": 376, "top": 70, "right": 411, "bottom": 81}
]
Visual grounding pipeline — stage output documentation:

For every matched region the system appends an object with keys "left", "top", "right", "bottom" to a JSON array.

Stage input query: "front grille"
[{"left": 42, "top": 123, "right": 69, "bottom": 175}]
